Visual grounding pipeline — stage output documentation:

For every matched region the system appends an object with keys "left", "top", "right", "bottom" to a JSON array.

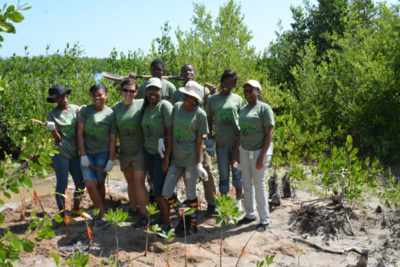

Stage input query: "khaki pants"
[{"left": 202, "top": 150, "right": 216, "bottom": 206}]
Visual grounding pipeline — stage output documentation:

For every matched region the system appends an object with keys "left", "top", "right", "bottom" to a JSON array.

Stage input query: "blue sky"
[{"left": 1, "top": 0, "right": 397, "bottom": 58}]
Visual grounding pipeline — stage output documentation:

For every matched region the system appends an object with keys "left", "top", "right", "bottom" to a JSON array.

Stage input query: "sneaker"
[
  {"left": 72, "top": 209, "right": 92, "bottom": 219},
  {"left": 237, "top": 217, "right": 256, "bottom": 225},
  {"left": 134, "top": 216, "right": 148, "bottom": 228},
  {"left": 206, "top": 205, "right": 217, "bottom": 217},
  {"left": 256, "top": 223, "right": 269, "bottom": 232}
]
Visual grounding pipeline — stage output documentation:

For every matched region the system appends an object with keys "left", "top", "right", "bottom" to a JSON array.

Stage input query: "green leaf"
[
  {"left": 11, "top": 239, "right": 23, "bottom": 251},
  {"left": 0, "top": 248, "right": 5, "bottom": 261},
  {"left": 0, "top": 212, "right": 5, "bottom": 225},
  {"left": 51, "top": 252, "right": 60, "bottom": 265},
  {"left": 22, "top": 239, "right": 34, "bottom": 252},
  {"left": 11, "top": 12, "right": 24, "bottom": 23},
  {"left": 23, "top": 176, "right": 32, "bottom": 188},
  {"left": 22, "top": 6, "right": 32, "bottom": 11}
]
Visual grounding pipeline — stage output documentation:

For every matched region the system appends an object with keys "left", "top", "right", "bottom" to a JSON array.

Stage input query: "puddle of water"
[{"left": 1, "top": 160, "right": 126, "bottom": 206}]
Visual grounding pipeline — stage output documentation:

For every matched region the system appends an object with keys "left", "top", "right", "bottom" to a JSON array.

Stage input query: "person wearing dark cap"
[
  {"left": 135, "top": 59, "right": 177, "bottom": 101},
  {"left": 46, "top": 84, "right": 89, "bottom": 219},
  {"left": 233, "top": 80, "right": 274, "bottom": 232}
]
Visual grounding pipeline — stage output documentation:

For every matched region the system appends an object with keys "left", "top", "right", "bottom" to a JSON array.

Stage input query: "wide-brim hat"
[
  {"left": 178, "top": 80, "right": 203, "bottom": 102},
  {"left": 47, "top": 84, "right": 71, "bottom": 103},
  {"left": 242, "top": 80, "right": 261, "bottom": 91},
  {"left": 145, "top": 77, "right": 162, "bottom": 89}
]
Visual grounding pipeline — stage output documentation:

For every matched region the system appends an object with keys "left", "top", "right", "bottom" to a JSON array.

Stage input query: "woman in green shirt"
[
  {"left": 141, "top": 78, "right": 173, "bottom": 230},
  {"left": 160, "top": 80, "right": 209, "bottom": 236},
  {"left": 77, "top": 84, "right": 116, "bottom": 227},
  {"left": 111, "top": 78, "right": 148, "bottom": 228},
  {"left": 46, "top": 84, "right": 88, "bottom": 218},
  {"left": 233, "top": 80, "right": 274, "bottom": 232}
]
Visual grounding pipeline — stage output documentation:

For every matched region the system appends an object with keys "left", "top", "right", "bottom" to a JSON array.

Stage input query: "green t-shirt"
[
  {"left": 112, "top": 100, "right": 145, "bottom": 158},
  {"left": 47, "top": 104, "right": 79, "bottom": 159},
  {"left": 170, "top": 86, "right": 210, "bottom": 106},
  {"left": 239, "top": 102, "right": 274, "bottom": 151},
  {"left": 172, "top": 102, "right": 209, "bottom": 167},
  {"left": 77, "top": 104, "right": 115, "bottom": 155},
  {"left": 141, "top": 100, "right": 173, "bottom": 155},
  {"left": 205, "top": 93, "right": 244, "bottom": 147},
  {"left": 136, "top": 79, "right": 176, "bottom": 102}
]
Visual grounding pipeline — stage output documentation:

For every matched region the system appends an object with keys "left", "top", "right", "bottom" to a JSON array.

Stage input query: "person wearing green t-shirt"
[
  {"left": 135, "top": 59, "right": 176, "bottom": 101},
  {"left": 161, "top": 80, "right": 209, "bottom": 237},
  {"left": 46, "top": 84, "right": 89, "bottom": 219},
  {"left": 205, "top": 70, "right": 244, "bottom": 202},
  {"left": 112, "top": 77, "right": 149, "bottom": 228},
  {"left": 141, "top": 78, "right": 173, "bottom": 231},
  {"left": 233, "top": 80, "right": 274, "bottom": 233},
  {"left": 170, "top": 64, "right": 218, "bottom": 217},
  {"left": 77, "top": 84, "right": 116, "bottom": 227}
]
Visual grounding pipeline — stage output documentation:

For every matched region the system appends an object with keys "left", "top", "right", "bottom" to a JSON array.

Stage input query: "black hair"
[
  {"left": 150, "top": 59, "right": 165, "bottom": 70},
  {"left": 120, "top": 77, "right": 138, "bottom": 90},
  {"left": 181, "top": 63, "right": 195, "bottom": 73},
  {"left": 89, "top": 84, "right": 108, "bottom": 95},
  {"left": 220, "top": 69, "right": 238, "bottom": 84}
]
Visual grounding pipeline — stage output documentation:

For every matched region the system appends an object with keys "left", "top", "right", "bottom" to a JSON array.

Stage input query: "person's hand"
[
  {"left": 232, "top": 160, "right": 240, "bottom": 170},
  {"left": 204, "top": 82, "right": 217, "bottom": 95},
  {"left": 128, "top": 72, "right": 137, "bottom": 79},
  {"left": 80, "top": 156, "right": 90, "bottom": 168},
  {"left": 197, "top": 163, "right": 208, "bottom": 181},
  {"left": 256, "top": 154, "right": 264, "bottom": 170},
  {"left": 104, "top": 160, "right": 113, "bottom": 172},
  {"left": 46, "top": 121, "right": 56, "bottom": 131},
  {"left": 158, "top": 138, "right": 165, "bottom": 158}
]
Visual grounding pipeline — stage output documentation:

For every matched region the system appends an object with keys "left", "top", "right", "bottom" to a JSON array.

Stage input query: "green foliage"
[
  {"left": 0, "top": 3, "right": 31, "bottom": 48},
  {"left": 215, "top": 194, "right": 243, "bottom": 230},
  {"left": 62, "top": 251, "right": 89, "bottom": 267},
  {"left": 157, "top": 228, "right": 175, "bottom": 244},
  {"left": 103, "top": 208, "right": 131, "bottom": 229},
  {"left": 379, "top": 170, "right": 400, "bottom": 209},
  {"left": 318, "top": 135, "right": 381, "bottom": 203},
  {"left": 256, "top": 254, "right": 275, "bottom": 267}
]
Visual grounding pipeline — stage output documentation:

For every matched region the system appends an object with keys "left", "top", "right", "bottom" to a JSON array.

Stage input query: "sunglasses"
[{"left": 122, "top": 89, "right": 136, "bottom": 93}]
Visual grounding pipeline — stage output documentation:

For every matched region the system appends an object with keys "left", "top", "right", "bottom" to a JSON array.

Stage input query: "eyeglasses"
[{"left": 122, "top": 89, "right": 136, "bottom": 93}]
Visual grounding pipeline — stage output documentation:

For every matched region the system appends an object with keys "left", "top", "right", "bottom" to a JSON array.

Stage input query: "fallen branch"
[
  {"left": 235, "top": 230, "right": 256, "bottom": 267},
  {"left": 345, "top": 210, "right": 355, "bottom": 236},
  {"left": 292, "top": 237, "right": 362, "bottom": 255}
]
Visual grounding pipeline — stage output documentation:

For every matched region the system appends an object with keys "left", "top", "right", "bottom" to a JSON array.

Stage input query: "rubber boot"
[{"left": 175, "top": 198, "right": 198, "bottom": 237}]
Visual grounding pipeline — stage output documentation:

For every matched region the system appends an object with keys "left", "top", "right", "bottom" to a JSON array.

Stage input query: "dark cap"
[{"left": 46, "top": 84, "right": 72, "bottom": 103}]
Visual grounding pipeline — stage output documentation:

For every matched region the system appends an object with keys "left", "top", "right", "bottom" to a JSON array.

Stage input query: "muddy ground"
[{"left": 1, "top": 161, "right": 399, "bottom": 267}]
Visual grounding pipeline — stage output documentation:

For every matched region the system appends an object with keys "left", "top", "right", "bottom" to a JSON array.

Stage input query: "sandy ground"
[{"left": 1, "top": 160, "right": 399, "bottom": 267}]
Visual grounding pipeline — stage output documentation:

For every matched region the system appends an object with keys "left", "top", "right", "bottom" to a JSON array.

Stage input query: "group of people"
[{"left": 45, "top": 59, "right": 274, "bottom": 237}]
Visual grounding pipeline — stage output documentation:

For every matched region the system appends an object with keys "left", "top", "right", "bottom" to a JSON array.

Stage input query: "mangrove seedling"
[
  {"left": 103, "top": 208, "right": 131, "bottom": 262},
  {"left": 215, "top": 194, "right": 243, "bottom": 267}
]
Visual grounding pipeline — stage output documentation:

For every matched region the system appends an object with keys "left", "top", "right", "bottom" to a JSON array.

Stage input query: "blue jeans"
[
  {"left": 216, "top": 145, "right": 242, "bottom": 194},
  {"left": 80, "top": 151, "right": 109, "bottom": 181},
  {"left": 143, "top": 149, "right": 166, "bottom": 197},
  {"left": 51, "top": 154, "right": 85, "bottom": 208}
]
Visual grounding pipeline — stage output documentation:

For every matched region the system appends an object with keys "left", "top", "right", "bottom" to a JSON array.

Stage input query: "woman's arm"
[
  {"left": 232, "top": 136, "right": 241, "bottom": 167},
  {"left": 256, "top": 125, "right": 274, "bottom": 170},
  {"left": 76, "top": 122, "right": 86, "bottom": 156},
  {"left": 162, "top": 125, "right": 173, "bottom": 173},
  {"left": 109, "top": 133, "right": 116, "bottom": 161},
  {"left": 196, "top": 134, "right": 204, "bottom": 163}
]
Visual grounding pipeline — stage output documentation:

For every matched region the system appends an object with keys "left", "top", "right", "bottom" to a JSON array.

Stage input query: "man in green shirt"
[{"left": 135, "top": 59, "right": 176, "bottom": 101}]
